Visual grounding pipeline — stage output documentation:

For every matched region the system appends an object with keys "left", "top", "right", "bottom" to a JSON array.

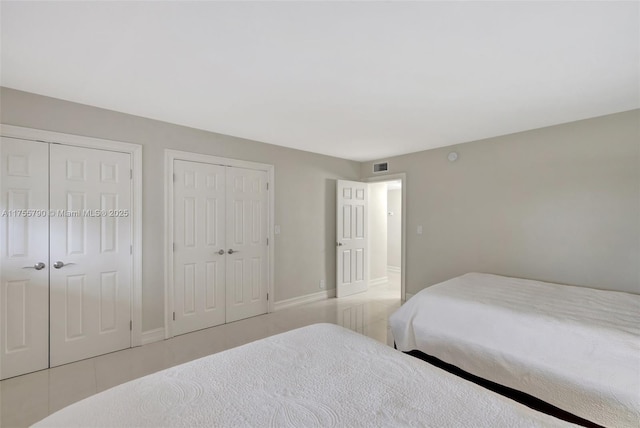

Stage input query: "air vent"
[{"left": 373, "top": 162, "right": 388, "bottom": 173}]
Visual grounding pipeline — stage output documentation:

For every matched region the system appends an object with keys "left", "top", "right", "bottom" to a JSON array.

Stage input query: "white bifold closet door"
[
  {"left": 0, "top": 138, "right": 50, "bottom": 379},
  {"left": 173, "top": 161, "right": 227, "bottom": 335},
  {"left": 173, "top": 160, "right": 268, "bottom": 335},
  {"left": 225, "top": 166, "right": 268, "bottom": 323},
  {"left": 0, "top": 138, "right": 132, "bottom": 380},
  {"left": 49, "top": 144, "right": 132, "bottom": 367}
]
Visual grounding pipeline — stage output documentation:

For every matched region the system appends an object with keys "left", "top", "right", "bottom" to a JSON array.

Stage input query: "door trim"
[
  {"left": 164, "top": 149, "right": 275, "bottom": 339},
  {"left": 364, "top": 173, "right": 407, "bottom": 302},
  {"left": 0, "top": 124, "right": 144, "bottom": 346}
]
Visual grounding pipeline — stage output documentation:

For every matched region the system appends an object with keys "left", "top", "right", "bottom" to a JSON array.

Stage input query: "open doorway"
[
  {"left": 367, "top": 179, "right": 403, "bottom": 299},
  {"left": 335, "top": 175, "right": 405, "bottom": 301}
]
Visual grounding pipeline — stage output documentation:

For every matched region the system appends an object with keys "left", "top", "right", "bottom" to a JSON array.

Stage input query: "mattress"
[
  {"left": 34, "top": 323, "right": 574, "bottom": 427},
  {"left": 389, "top": 273, "right": 640, "bottom": 428}
]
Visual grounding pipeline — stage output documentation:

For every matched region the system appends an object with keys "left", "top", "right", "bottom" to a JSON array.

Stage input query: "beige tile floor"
[{"left": 0, "top": 274, "right": 401, "bottom": 428}]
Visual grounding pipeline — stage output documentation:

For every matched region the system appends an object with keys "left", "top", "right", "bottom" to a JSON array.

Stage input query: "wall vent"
[{"left": 373, "top": 162, "right": 388, "bottom": 173}]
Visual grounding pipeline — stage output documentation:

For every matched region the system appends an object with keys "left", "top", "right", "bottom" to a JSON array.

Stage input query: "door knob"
[
  {"left": 337, "top": 242, "right": 343, "bottom": 246},
  {"left": 228, "top": 249, "right": 239, "bottom": 254},
  {"left": 217, "top": 249, "right": 225, "bottom": 255},
  {"left": 23, "top": 262, "right": 46, "bottom": 270},
  {"left": 53, "top": 261, "right": 75, "bottom": 269}
]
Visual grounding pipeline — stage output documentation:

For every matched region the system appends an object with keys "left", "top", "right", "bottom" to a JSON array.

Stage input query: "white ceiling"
[{"left": 1, "top": 1, "right": 638, "bottom": 162}]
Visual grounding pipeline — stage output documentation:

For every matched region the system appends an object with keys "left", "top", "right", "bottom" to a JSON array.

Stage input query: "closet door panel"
[
  {"left": 0, "top": 137, "right": 49, "bottom": 380},
  {"left": 49, "top": 144, "right": 132, "bottom": 367},
  {"left": 173, "top": 160, "right": 226, "bottom": 335},
  {"left": 225, "top": 167, "right": 268, "bottom": 323}
]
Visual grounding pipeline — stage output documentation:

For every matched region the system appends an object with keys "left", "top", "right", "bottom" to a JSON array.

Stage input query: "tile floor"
[{"left": 0, "top": 274, "right": 401, "bottom": 428}]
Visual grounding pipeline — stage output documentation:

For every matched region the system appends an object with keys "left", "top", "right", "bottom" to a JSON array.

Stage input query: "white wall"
[
  {"left": 368, "top": 182, "right": 388, "bottom": 283},
  {"left": 387, "top": 188, "right": 402, "bottom": 270},
  {"left": 362, "top": 110, "right": 640, "bottom": 295},
  {"left": 0, "top": 87, "right": 361, "bottom": 330}
]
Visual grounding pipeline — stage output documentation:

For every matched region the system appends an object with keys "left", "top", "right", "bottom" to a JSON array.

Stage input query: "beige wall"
[
  {"left": 368, "top": 182, "right": 388, "bottom": 282},
  {"left": 387, "top": 188, "right": 402, "bottom": 269},
  {"left": 2, "top": 86, "right": 637, "bottom": 334},
  {"left": 0, "top": 87, "right": 361, "bottom": 330},
  {"left": 362, "top": 110, "right": 640, "bottom": 295}
]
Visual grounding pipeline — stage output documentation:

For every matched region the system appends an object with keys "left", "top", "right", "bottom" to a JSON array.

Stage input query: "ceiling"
[{"left": 1, "top": 1, "right": 638, "bottom": 162}]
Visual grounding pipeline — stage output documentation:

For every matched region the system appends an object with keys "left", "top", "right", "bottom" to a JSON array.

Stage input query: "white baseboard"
[
  {"left": 141, "top": 328, "right": 165, "bottom": 345},
  {"left": 369, "top": 276, "right": 388, "bottom": 287},
  {"left": 404, "top": 292, "right": 415, "bottom": 301},
  {"left": 387, "top": 265, "right": 401, "bottom": 274},
  {"left": 274, "top": 289, "right": 336, "bottom": 311}
]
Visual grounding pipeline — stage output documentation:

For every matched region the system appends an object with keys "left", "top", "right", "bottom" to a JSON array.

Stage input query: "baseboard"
[
  {"left": 141, "top": 328, "right": 165, "bottom": 345},
  {"left": 404, "top": 292, "right": 415, "bottom": 301},
  {"left": 369, "top": 276, "right": 388, "bottom": 287},
  {"left": 274, "top": 289, "right": 336, "bottom": 311},
  {"left": 387, "top": 265, "right": 401, "bottom": 274}
]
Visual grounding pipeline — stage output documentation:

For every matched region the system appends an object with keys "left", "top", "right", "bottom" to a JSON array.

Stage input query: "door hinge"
[
  {"left": 130, "top": 320, "right": 132, "bottom": 331},
  {"left": 173, "top": 173, "right": 176, "bottom": 182},
  {"left": 130, "top": 169, "right": 133, "bottom": 180},
  {"left": 130, "top": 244, "right": 133, "bottom": 255},
  {"left": 267, "top": 293, "right": 269, "bottom": 301},
  {"left": 173, "top": 242, "right": 176, "bottom": 252},
  {"left": 266, "top": 237, "right": 269, "bottom": 246},
  {"left": 173, "top": 312, "right": 176, "bottom": 321},
  {"left": 266, "top": 182, "right": 269, "bottom": 190}
]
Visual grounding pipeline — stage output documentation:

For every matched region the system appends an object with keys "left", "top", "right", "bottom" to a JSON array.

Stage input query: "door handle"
[
  {"left": 337, "top": 242, "right": 343, "bottom": 246},
  {"left": 23, "top": 262, "right": 46, "bottom": 270},
  {"left": 53, "top": 261, "right": 75, "bottom": 269},
  {"left": 217, "top": 249, "right": 225, "bottom": 255},
  {"left": 228, "top": 249, "right": 239, "bottom": 254}
]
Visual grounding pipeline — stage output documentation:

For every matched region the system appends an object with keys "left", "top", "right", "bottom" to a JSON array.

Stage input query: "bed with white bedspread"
[
  {"left": 34, "top": 323, "right": 575, "bottom": 427},
  {"left": 389, "top": 273, "right": 640, "bottom": 428}
]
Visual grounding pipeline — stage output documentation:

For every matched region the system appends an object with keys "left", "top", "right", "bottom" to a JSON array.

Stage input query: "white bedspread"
[
  {"left": 389, "top": 273, "right": 640, "bottom": 428},
  {"left": 34, "top": 323, "right": 574, "bottom": 427}
]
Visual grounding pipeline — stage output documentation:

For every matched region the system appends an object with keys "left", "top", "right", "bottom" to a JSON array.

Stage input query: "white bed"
[
  {"left": 389, "top": 273, "right": 640, "bottom": 428},
  {"left": 34, "top": 323, "right": 574, "bottom": 427}
]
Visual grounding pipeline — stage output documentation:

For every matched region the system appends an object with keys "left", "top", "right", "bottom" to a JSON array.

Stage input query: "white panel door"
[
  {"left": 0, "top": 138, "right": 49, "bottom": 380},
  {"left": 336, "top": 180, "right": 368, "bottom": 297},
  {"left": 49, "top": 144, "right": 132, "bottom": 367},
  {"left": 225, "top": 167, "right": 268, "bottom": 322},
  {"left": 173, "top": 160, "right": 226, "bottom": 335}
]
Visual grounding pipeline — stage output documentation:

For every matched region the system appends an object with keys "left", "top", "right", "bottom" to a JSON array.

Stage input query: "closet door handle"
[
  {"left": 217, "top": 249, "right": 225, "bottom": 255},
  {"left": 23, "top": 262, "right": 46, "bottom": 270},
  {"left": 228, "top": 249, "right": 239, "bottom": 254},
  {"left": 53, "top": 261, "right": 75, "bottom": 269}
]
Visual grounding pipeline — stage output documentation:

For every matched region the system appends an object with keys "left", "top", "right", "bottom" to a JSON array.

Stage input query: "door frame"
[
  {"left": 164, "top": 149, "right": 275, "bottom": 339},
  {"left": 0, "top": 124, "right": 144, "bottom": 346},
  {"left": 364, "top": 173, "right": 407, "bottom": 302}
]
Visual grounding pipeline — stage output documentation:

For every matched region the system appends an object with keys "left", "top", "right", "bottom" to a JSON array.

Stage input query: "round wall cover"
[{"left": 448, "top": 151, "right": 458, "bottom": 162}]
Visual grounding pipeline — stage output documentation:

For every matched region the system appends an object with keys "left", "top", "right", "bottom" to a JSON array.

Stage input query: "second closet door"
[{"left": 173, "top": 161, "right": 268, "bottom": 335}]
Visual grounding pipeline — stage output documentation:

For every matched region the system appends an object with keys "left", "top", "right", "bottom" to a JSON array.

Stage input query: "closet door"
[
  {"left": 0, "top": 138, "right": 49, "bottom": 380},
  {"left": 173, "top": 160, "right": 226, "bottom": 335},
  {"left": 225, "top": 167, "right": 268, "bottom": 322},
  {"left": 49, "top": 145, "right": 132, "bottom": 367}
]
